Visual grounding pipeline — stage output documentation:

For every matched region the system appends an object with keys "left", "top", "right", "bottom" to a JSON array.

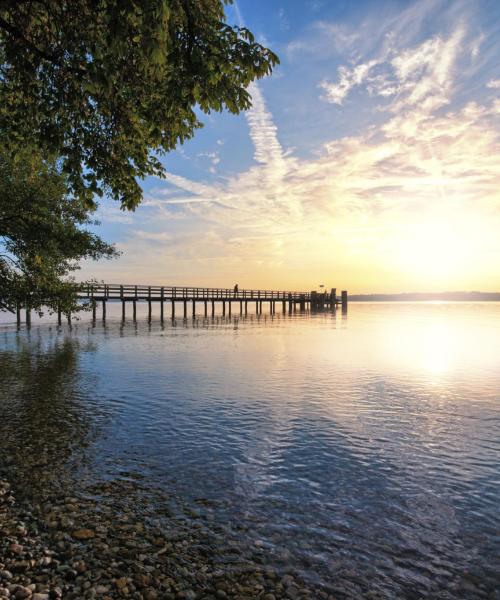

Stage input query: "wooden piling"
[
  {"left": 160, "top": 287, "right": 164, "bottom": 322},
  {"left": 341, "top": 290, "right": 348, "bottom": 308},
  {"left": 92, "top": 300, "right": 96, "bottom": 322},
  {"left": 122, "top": 300, "right": 126, "bottom": 321},
  {"left": 183, "top": 300, "right": 187, "bottom": 319},
  {"left": 102, "top": 299, "right": 106, "bottom": 321},
  {"left": 16, "top": 305, "right": 21, "bottom": 327},
  {"left": 171, "top": 300, "right": 175, "bottom": 319},
  {"left": 58, "top": 306, "right": 62, "bottom": 326},
  {"left": 133, "top": 300, "right": 137, "bottom": 321},
  {"left": 223, "top": 301, "right": 226, "bottom": 316},
  {"left": 211, "top": 300, "right": 215, "bottom": 317},
  {"left": 204, "top": 300, "right": 208, "bottom": 318},
  {"left": 192, "top": 299, "right": 196, "bottom": 317}
]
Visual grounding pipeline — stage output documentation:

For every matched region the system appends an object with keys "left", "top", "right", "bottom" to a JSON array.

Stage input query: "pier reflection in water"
[{"left": 0, "top": 303, "right": 499, "bottom": 598}]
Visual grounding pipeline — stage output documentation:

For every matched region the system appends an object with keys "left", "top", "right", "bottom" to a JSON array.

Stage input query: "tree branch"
[{"left": 0, "top": 15, "right": 86, "bottom": 76}]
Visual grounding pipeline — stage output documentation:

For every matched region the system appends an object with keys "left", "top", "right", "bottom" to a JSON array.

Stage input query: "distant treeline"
[{"left": 349, "top": 292, "right": 500, "bottom": 302}]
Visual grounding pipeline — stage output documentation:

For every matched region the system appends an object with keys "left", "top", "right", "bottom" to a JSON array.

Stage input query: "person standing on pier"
[{"left": 234, "top": 284, "right": 239, "bottom": 296}]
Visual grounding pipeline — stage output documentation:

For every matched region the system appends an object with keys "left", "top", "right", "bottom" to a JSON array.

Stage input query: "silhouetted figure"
[{"left": 234, "top": 284, "right": 239, "bottom": 296}]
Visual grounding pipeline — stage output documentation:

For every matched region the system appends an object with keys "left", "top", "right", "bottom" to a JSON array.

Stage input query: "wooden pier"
[
  {"left": 78, "top": 284, "right": 348, "bottom": 322},
  {"left": 14, "top": 284, "right": 348, "bottom": 325}
]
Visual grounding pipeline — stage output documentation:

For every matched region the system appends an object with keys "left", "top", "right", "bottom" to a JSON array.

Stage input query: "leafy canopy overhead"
[
  {"left": 0, "top": 147, "right": 117, "bottom": 315},
  {"left": 0, "top": 0, "right": 279, "bottom": 209}
]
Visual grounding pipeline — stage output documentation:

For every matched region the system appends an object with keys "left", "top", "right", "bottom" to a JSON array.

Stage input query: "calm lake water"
[{"left": 1, "top": 303, "right": 499, "bottom": 598}]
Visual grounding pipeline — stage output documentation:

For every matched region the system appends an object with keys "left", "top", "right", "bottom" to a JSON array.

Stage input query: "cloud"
[
  {"left": 320, "top": 26, "right": 464, "bottom": 112},
  {"left": 487, "top": 79, "right": 500, "bottom": 89},
  {"left": 96, "top": 204, "right": 134, "bottom": 224},
  {"left": 319, "top": 60, "right": 379, "bottom": 105},
  {"left": 245, "top": 83, "right": 286, "bottom": 172},
  {"left": 286, "top": 21, "right": 359, "bottom": 60}
]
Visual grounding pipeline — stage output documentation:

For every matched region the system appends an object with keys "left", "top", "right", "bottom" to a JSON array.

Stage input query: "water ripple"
[{"left": 0, "top": 304, "right": 499, "bottom": 598}]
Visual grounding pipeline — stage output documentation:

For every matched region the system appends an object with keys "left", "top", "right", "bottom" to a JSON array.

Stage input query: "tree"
[
  {"left": 0, "top": 1, "right": 279, "bottom": 210},
  {"left": 0, "top": 147, "right": 117, "bottom": 316}
]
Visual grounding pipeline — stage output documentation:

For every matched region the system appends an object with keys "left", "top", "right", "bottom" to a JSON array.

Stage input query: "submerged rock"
[{"left": 71, "top": 529, "right": 95, "bottom": 540}]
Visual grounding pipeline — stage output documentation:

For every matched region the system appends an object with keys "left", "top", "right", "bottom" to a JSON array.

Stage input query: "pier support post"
[
  {"left": 102, "top": 300, "right": 106, "bottom": 321},
  {"left": 161, "top": 288, "right": 164, "bottom": 323},
  {"left": 148, "top": 300, "right": 152, "bottom": 322},
  {"left": 255, "top": 301, "right": 258, "bottom": 313},
  {"left": 310, "top": 291, "right": 317, "bottom": 311},
  {"left": 211, "top": 300, "right": 215, "bottom": 317},
  {"left": 133, "top": 300, "right": 137, "bottom": 321},
  {"left": 228, "top": 302, "right": 231, "bottom": 317},
  {"left": 204, "top": 300, "right": 207, "bottom": 318},
  {"left": 183, "top": 300, "right": 187, "bottom": 319},
  {"left": 331, "top": 288, "right": 337, "bottom": 309},
  {"left": 171, "top": 300, "right": 175, "bottom": 319},
  {"left": 341, "top": 290, "right": 348, "bottom": 309},
  {"left": 16, "top": 305, "right": 21, "bottom": 327},
  {"left": 92, "top": 300, "right": 96, "bottom": 322},
  {"left": 245, "top": 301, "right": 248, "bottom": 315},
  {"left": 58, "top": 306, "right": 62, "bottom": 326},
  {"left": 192, "top": 299, "right": 196, "bottom": 318},
  {"left": 122, "top": 300, "right": 126, "bottom": 321},
  {"left": 240, "top": 300, "right": 243, "bottom": 315},
  {"left": 222, "top": 301, "right": 226, "bottom": 316}
]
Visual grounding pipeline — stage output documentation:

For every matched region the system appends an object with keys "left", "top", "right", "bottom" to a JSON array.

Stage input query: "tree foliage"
[
  {"left": 0, "top": 0, "right": 279, "bottom": 209},
  {"left": 0, "top": 148, "right": 117, "bottom": 315}
]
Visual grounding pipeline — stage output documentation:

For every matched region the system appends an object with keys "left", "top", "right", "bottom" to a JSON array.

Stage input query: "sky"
[{"left": 82, "top": 0, "right": 500, "bottom": 294}]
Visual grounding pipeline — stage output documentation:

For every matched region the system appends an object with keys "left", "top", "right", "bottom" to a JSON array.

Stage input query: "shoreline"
[{"left": 0, "top": 478, "right": 329, "bottom": 600}]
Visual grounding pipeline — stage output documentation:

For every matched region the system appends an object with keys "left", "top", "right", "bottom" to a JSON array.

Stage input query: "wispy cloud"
[
  {"left": 320, "top": 26, "right": 465, "bottom": 113},
  {"left": 319, "top": 59, "right": 379, "bottom": 105}
]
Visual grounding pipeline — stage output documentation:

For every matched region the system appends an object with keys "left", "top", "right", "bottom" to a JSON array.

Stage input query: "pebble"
[{"left": 71, "top": 529, "right": 95, "bottom": 540}]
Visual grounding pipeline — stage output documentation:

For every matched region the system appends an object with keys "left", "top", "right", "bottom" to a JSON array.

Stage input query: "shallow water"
[{"left": 1, "top": 303, "right": 499, "bottom": 598}]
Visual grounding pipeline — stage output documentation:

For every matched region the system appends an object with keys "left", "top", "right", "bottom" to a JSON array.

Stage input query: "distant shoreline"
[{"left": 349, "top": 292, "right": 500, "bottom": 302}]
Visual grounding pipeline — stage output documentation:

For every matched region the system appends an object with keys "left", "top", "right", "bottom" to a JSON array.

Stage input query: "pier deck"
[{"left": 77, "top": 284, "right": 348, "bottom": 321}]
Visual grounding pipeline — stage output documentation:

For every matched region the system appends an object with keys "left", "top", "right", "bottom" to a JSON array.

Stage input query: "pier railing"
[{"left": 78, "top": 284, "right": 311, "bottom": 301}]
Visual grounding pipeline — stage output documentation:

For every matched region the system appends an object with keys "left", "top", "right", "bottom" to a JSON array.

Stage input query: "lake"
[{"left": 0, "top": 303, "right": 499, "bottom": 599}]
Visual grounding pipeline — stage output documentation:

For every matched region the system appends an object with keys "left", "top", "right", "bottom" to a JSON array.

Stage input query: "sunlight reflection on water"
[{"left": 0, "top": 303, "right": 499, "bottom": 598}]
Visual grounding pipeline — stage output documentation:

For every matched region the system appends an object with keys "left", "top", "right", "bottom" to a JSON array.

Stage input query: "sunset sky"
[{"left": 82, "top": 0, "right": 500, "bottom": 294}]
